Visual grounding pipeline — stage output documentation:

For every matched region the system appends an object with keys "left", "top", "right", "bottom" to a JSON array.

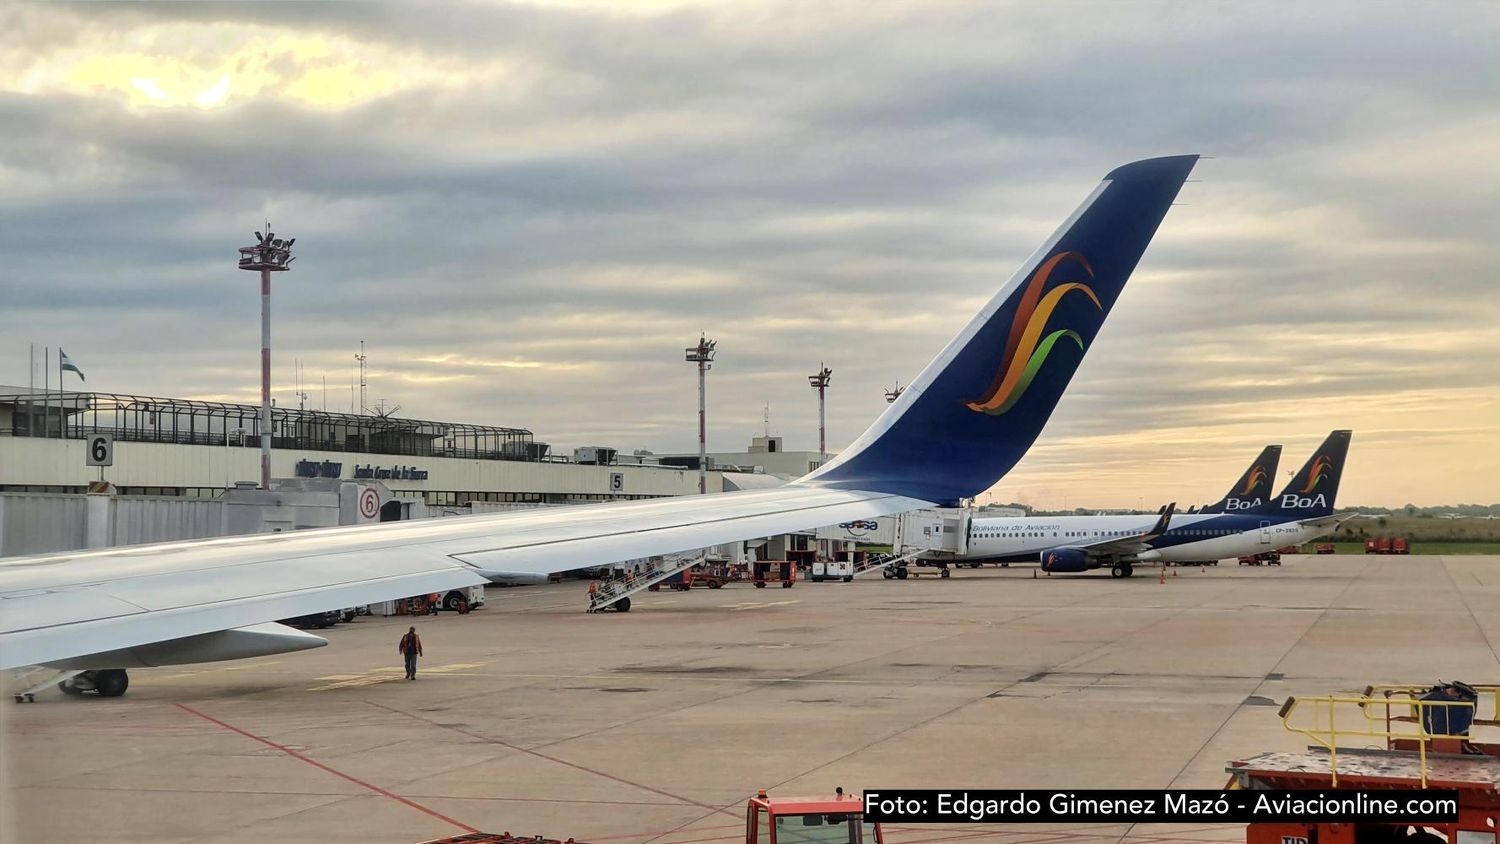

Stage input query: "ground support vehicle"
[
  {"left": 753, "top": 560, "right": 797, "bottom": 588},
  {"left": 810, "top": 560, "right": 854, "bottom": 582},
  {"left": 1229, "top": 682, "right": 1500, "bottom": 844},
  {"left": 746, "top": 790, "right": 883, "bottom": 844},
  {"left": 417, "top": 791, "right": 882, "bottom": 844}
]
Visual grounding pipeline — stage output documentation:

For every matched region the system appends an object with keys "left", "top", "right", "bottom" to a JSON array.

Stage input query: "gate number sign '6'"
[{"left": 86, "top": 434, "right": 114, "bottom": 467}]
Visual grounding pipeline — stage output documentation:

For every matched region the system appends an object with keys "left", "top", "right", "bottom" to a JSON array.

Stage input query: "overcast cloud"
[{"left": 2, "top": 0, "right": 1497, "bottom": 507}]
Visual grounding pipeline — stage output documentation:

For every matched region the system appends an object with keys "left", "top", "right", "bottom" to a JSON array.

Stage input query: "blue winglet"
[{"left": 799, "top": 155, "right": 1198, "bottom": 505}]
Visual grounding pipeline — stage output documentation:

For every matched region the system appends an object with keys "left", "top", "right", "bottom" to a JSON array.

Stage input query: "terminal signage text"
[
  {"left": 353, "top": 464, "right": 430, "bottom": 481},
  {"left": 295, "top": 460, "right": 344, "bottom": 479}
]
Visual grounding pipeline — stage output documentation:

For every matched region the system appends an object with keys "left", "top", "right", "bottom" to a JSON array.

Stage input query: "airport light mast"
[
  {"left": 808, "top": 364, "right": 832, "bottom": 465},
  {"left": 685, "top": 335, "right": 717, "bottom": 494},
  {"left": 237, "top": 226, "right": 294, "bottom": 490}
]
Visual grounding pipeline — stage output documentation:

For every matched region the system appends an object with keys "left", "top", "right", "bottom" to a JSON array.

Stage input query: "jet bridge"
[{"left": 895, "top": 508, "right": 971, "bottom": 557}]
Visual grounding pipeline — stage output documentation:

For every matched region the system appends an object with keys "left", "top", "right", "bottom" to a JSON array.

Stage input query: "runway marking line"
[
  {"left": 719, "top": 600, "right": 799, "bottom": 611},
  {"left": 309, "top": 662, "right": 486, "bottom": 691},
  {"left": 368, "top": 700, "right": 730, "bottom": 816},
  {"left": 174, "top": 702, "right": 478, "bottom": 834}
]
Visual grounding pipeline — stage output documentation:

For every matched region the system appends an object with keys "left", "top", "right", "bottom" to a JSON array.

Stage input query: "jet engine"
[{"left": 1039, "top": 548, "right": 1090, "bottom": 572}]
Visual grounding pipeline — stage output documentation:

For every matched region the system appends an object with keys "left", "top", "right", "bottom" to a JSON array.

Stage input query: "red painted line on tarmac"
[
  {"left": 368, "top": 700, "right": 727, "bottom": 814},
  {"left": 175, "top": 702, "right": 479, "bottom": 834}
]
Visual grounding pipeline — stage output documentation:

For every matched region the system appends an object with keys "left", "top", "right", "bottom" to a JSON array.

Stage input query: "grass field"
[
  {"left": 1316, "top": 541, "right": 1500, "bottom": 556},
  {"left": 1329, "top": 514, "right": 1500, "bottom": 543}
]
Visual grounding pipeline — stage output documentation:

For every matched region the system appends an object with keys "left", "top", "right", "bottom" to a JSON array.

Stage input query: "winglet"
[
  {"left": 799, "top": 155, "right": 1198, "bottom": 505},
  {"left": 1146, "top": 503, "right": 1175, "bottom": 539}
]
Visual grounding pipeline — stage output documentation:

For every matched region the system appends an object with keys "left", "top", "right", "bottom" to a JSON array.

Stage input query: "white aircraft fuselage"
[{"left": 963, "top": 511, "right": 1332, "bottom": 564}]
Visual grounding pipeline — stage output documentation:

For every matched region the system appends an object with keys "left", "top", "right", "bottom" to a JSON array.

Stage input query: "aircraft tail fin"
[
  {"left": 1254, "top": 431, "right": 1353, "bottom": 517},
  {"left": 1199, "top": 445, "right": 1281, "bottom": 514},
  {"left": 798, "top": 155, "right": 1198, "bottom": 505}
]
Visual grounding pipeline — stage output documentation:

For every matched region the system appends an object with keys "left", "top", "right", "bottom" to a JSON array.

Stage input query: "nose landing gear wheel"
[{"left": 940, "top": 568, "right": 950, "bottom": 578}]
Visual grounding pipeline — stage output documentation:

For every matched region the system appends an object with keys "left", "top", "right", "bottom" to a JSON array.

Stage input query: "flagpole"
[
  {"left": 27, "top": 343, "right": 34, "bottom": 437},
  {"left": 43, "top": 347, "right": 50, "bottom": 439},
  {"left": 58, "top": 350, "right": 64, "bottom": 438}
]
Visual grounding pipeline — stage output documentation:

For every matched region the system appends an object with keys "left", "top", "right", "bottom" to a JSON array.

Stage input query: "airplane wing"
[
  {"left": 1071, "top": 503, "right": 1176, "bottom": 558},
  {"left": 1296, "top": 511, "right": 1366, "bottom": 530},
  {"left": 0, "top": 155, "right": 1198, "bottom": 673},
  {"left": 1, "top": 488, "right": 923, "bottom": 670}
]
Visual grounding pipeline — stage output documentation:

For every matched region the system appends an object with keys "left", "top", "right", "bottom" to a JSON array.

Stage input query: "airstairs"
[
  {"left": 8, "top": 667, "right": 85, "bottom": 703},
  {"left": 854, "top": 548, "right": 926, "bottom": 578},
  {"left": 586, "top": 549, "right": 710, "bottom": 613}
]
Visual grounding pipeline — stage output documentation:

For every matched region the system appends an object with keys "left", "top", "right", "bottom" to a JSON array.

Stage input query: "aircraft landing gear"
[
  {"left": 45, "top": 669, "right": 130, "bottom": 699},
  {"left": 940, "top": 567, "right": 950, "bottom": 578},
  {"left": 1110, "top": 563, "right": 1135, "bottom": 579}
]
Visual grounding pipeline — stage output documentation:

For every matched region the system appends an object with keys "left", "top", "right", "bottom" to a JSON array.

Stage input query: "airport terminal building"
[{"left": 0, "top": 387, "right": 779, "bottom": 506}]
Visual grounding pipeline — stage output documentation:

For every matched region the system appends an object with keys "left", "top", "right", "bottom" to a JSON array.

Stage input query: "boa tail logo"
[
  {"left": 1238, "top": 465, "right": 1269, "bottom": 496},
  {"left": 966, "top": 251, "right": 1099, "bottom": 415},
  {"left": 1301, "top": 455, "right": 1335, "bottom": 493}
]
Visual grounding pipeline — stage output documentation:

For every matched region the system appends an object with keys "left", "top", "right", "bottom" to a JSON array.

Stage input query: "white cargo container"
[{"left": 809, "top": 560, "right": 854, "bottom": 582}]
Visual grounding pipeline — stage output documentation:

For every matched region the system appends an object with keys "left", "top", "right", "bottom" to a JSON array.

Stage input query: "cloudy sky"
[{"left": 2, "top": 0, "right": 1496, "bottom": 508}]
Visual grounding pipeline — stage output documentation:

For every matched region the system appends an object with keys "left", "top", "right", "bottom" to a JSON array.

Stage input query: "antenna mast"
[{"left": 354, "top": 340, "right": 368, "bottom": 414}]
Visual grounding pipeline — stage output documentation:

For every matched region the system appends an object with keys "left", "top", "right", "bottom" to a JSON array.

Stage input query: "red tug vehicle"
[{"left": 419, "top": 790, "right": 879, "bottom": 844}]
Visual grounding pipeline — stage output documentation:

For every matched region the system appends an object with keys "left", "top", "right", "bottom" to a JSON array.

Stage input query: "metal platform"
[{"left": 1230, "top": 746, "right": 1500, "bottom": 794}]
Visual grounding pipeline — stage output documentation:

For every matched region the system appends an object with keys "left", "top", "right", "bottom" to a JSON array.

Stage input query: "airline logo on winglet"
[{"left": 965, "top": 251, "right": 1099, "bottom": 416}]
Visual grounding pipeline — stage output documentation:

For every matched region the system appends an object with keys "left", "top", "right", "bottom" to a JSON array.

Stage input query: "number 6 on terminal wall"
[{"left": 86, "top": 434, "right": 114, "bottom": 467}]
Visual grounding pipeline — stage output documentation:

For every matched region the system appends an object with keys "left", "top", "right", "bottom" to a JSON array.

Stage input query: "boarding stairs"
[
  {"left": 586, "top": 549, "right": 710, "bottom": 612},
  {"left": 853, "top": 548, "right": 926, "bottom": 578},
  {"left": 8, "top": 667, "right": 85, "bottom": 703}
]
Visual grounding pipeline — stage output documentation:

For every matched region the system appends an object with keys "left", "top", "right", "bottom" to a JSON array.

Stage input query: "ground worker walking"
[{"left": 398, "top": 626, "right": 423, "bottom": 680}]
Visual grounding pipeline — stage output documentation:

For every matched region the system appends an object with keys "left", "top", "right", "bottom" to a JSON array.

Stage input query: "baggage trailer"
[
  {"left": 753, "top": 560, "right": 797, "bottom": 588},
  {"left": 686, "top": 564, "right": 730, "bottom": 589},
  {"left": 646, "top": 569, "right": 690, "bottom": 592}
]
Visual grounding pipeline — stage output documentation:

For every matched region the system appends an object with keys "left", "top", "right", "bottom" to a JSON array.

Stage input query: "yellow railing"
[{"left": 1280, "top": 693, "right": 1478, "bottom": 787}]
